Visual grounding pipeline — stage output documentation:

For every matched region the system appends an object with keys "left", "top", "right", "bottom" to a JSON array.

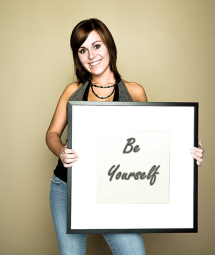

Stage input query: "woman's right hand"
[{"left": 60, "top": 142, "right": 79, "bottom": 168}]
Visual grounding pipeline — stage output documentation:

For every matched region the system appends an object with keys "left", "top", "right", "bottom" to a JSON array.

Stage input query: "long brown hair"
[{"left": 70, "top": 18, "right": 121, "bottom": 84}]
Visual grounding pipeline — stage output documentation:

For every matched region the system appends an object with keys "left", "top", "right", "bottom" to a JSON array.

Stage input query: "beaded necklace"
[{"left": 90, "top": 80, "right": 118, "bottom": 99}]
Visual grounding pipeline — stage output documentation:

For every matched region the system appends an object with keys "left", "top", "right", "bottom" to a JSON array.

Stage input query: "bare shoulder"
[
  {"left": 46, "top": 82, "right": 81, "bottom": 135},
  {"left": 54, "top": 81, "right": 81, "bottom": 116},
  {"left": 122, "top": 80, "right": 148, "bottom": 102},
  {"left": 61, "top": 82, "right": 80, "bottom": 101}
]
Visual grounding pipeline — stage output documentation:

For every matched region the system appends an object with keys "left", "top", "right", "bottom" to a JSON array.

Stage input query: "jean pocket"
[{"left": 51, "top": 174, "right": 63, "bottom": 185}]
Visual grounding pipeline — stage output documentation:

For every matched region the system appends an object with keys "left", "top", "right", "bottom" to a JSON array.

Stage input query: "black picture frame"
[{"left": 67, "top": 102, "right": 198, "bottom": 234}]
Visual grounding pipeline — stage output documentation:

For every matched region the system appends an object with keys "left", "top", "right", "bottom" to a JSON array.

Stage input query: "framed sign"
[{"left": 67, "top": 102, "right": 198, "bottom": 234}]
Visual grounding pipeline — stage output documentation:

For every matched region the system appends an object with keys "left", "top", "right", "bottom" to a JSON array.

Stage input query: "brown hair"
[{"left": 70, "top": 18, "right": 121, "bottom": 84}]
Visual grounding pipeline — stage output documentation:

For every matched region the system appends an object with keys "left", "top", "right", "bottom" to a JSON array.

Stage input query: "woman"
[{"left": 46, "top": 18, "right": 204, "bottom": 255}]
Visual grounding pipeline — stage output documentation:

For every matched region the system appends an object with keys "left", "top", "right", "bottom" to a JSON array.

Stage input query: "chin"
[
  {"left": 90, "top": 69, "right": 105, "bottom": 76},
  {"left": 93, "top": 67, "right": 110, "bottom": 76}
]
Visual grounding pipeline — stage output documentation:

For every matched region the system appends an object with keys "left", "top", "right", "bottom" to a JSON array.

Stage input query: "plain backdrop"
[{"left": 0, "top": 0, "right": 214, "bottom": 254}]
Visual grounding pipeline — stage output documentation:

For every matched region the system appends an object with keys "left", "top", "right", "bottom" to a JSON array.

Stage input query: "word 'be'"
[{"left": 123, "top": 138, "right": 140, "bottom": 154}]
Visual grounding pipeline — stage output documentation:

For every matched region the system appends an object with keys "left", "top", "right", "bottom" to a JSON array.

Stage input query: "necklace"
[
  {"left": 91, "top": 83, "right": 115, "bottom": 88},
  {"left": 90, "top": 80, "right": 117, "bottom": 99}
]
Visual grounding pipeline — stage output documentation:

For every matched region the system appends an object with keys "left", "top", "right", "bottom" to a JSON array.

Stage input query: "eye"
[
  {"left": 79, "top": 48, "right": 86, "bottom": 54},
  {"left": 94, "top": 44, "right": 101, "bottom": 50}
]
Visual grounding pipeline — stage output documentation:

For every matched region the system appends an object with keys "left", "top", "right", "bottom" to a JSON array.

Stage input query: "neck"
[{"left": 91, "top": 69, "right": 115, "bottom": 86}]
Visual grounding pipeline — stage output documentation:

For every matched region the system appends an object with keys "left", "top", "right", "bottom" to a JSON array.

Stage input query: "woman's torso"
[{"left": 54, "top": 79, "right": 134, "bottom": 183}]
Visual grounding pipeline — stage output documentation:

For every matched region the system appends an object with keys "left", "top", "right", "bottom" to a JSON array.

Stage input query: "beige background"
[{"left": 0, "top": 0, "right": 214, "bottom": 254}]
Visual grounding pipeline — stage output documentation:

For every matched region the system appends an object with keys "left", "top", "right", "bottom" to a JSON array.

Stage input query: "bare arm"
[{"left": 46, "top": 82, "right": 79, "bottom": 166}]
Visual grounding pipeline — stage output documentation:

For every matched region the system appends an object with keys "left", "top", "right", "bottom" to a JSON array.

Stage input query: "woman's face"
[{"left": 78, "top": 30, "right": 110, "bottom": 76}]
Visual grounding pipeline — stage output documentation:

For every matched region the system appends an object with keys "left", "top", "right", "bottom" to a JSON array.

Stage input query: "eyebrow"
[{"left": 79, "top": 40, "right": 102, "bottom": 49}]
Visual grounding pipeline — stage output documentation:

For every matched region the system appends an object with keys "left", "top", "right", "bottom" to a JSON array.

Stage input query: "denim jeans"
[{"left": 50, "top": 174, "right": 146, "bottom": 255}]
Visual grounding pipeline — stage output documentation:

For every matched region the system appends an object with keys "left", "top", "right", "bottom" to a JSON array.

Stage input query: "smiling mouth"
[{"left": 89, "top": 60, "right": 102, "bottom": 66}]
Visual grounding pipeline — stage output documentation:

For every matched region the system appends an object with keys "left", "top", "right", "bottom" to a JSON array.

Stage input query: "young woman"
[{"left": 46, "top": 18, "right": 204, "bottom": 255}]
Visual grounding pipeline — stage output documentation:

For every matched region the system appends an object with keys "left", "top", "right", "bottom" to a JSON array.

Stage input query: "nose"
[{"left": 88, "top": 49, "right": 96, "bottom": 60}]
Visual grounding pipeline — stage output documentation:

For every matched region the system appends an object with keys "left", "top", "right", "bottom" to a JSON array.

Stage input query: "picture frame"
[{"left": 67, "top": 102, "right": 198, "bottom": 234}]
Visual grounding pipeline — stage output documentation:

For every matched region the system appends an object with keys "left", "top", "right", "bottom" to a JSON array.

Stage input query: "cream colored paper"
[{"left": 97, "top": 131, "right": 170, "bottom": 204}]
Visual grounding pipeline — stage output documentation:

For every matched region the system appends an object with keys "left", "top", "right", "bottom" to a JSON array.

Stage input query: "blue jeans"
[{"left": 50, "top": 174, "right": 146, "bottom": 255}]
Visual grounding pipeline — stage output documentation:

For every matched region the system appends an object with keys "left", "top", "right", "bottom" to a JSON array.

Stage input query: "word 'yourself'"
[
  {"left": 108, "top": 165, "right": 160, "bottom": 185},
  {"left": 107, "top": 138, "right": 160, "bottom": 185}
]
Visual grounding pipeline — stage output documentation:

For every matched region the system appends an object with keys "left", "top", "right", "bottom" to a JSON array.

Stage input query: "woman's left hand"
[{"left": 190, "top": 139, "right": 204, "bottom": 166}]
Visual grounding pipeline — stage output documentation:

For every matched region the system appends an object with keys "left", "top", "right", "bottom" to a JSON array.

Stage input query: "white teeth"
[{"left": 90, "top": 60, "right": 101, "bottom": 66}]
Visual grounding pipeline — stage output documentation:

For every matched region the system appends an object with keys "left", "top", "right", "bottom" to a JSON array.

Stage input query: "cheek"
[{"left": 102, "top": 49, "right": 110, "bottom": 62}]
